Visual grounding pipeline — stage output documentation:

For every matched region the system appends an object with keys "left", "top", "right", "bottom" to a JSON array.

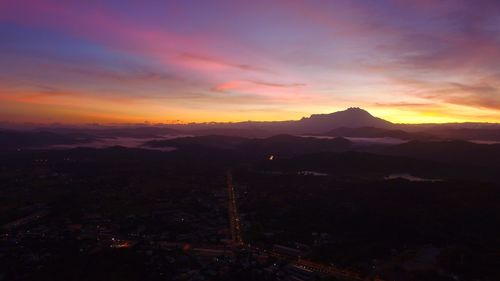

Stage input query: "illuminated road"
[
  {"left": 227, "top": 169, "right": 243, "bottom": 245},
  {"left": 264, "top": 250, "right": 383, "bottom": 281},
  {"left": 225, "top": 169, "right": 384, "bottom": 281}
]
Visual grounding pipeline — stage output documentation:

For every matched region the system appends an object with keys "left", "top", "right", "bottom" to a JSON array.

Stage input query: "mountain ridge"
[{"left": 4, "top": 108, "right": 500, "bottom": 140}]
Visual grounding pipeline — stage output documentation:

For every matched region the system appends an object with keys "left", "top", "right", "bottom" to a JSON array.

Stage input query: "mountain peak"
[
  {"left": 344, "top": 107, "right": 369, "bottom": 114},
  {"left": 306, "top": 107, "right": 378, "bottom": 120}
]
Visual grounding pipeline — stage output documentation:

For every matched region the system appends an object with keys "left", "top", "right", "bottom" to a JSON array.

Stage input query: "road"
[
  {"left": 227, "top": 169, "right": 243, "bottom": 245},
  {"left": 225, "top": 169, "right": 385, "bottom": 281}
]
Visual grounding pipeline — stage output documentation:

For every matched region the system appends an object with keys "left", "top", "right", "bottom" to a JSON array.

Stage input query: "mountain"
[
  {"left": 35, "top": 126, "right": 181, "bottom": 138},
  {"left": 422, "top": 128, "right": 500, "bottom": 141},
  {"left": 295, "top": 107, "right": 393, "bottom": 133},
  {"left": 0, "top": 129, "right": 93, "bottom": 151},
  {"left": 145, "top": 134, "right": 353, "bottom": 158},
  {"left": 323, "top": 126, "right": 431, "bottom": 140},
  {"left": 239, "top": 134, "right": 352, "bottom": 157},
  {"left": 8, "top": 108, "right": 500, "bottom": 140},
  {"left": 172, "top": 107, "right": 394, "bottom": 136},
  {"left": 374, "top": 140, "right": 500, "bottom": 167},
  {"left": 146, "top": 135, "right": 248, "bottom": 149},
  {"left": 0, "top": 108, "right": 394, "bottom": 137},
  {"left": 188, "top": 128, "right": 273, "bottom": 138}
]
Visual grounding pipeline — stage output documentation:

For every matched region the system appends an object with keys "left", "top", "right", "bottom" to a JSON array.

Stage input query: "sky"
[{"left": 0, "top": 0, "right": 500, "bottom": 124}]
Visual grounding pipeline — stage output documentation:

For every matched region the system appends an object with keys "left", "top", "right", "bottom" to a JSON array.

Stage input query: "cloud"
[
  {"left": 177, "top": 53, "right": 265, "bottom": 72},
  {"left": 424, "top": 82, "right": 500, "bottom": 110},
  {"left": 211, "top": 80, "right": 304, "bottom": 93},
  {"left": 247, "top": 80, "right": 305, "bottom": 88},
  {"left": 374, "top": 102, "right": 434, "bottom": 108}
]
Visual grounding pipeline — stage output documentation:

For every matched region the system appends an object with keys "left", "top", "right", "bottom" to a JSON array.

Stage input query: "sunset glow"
[{"left": 1, "top": 0, "right": 499, "bottom": 124}]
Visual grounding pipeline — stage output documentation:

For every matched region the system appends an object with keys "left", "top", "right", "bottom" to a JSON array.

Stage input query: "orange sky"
[{"left": 1, "top": 1, "right": 499, "bottom": 124}]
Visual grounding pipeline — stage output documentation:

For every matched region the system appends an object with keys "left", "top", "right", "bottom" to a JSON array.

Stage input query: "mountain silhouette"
[
  {"left": 172, "top": 107, "right": 393, "bottom": 136},
  {"left": 11, "top": 108, "right": 500, "bottom": 140},
  {"left": 284, "top": 107, "right": 393, "bottom": 134},
  {"left": 0, "top": 108, "right": 395, "bottom": 137}
]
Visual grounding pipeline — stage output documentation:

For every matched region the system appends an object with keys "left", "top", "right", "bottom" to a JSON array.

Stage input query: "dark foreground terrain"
[{"left": 1, "top": 129, "right": 500, "bottom": 281}]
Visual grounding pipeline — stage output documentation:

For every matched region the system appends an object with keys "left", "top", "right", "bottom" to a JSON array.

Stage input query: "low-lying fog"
[{"left": 48, "top": 135, "right": 186, "bottom": 151}]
